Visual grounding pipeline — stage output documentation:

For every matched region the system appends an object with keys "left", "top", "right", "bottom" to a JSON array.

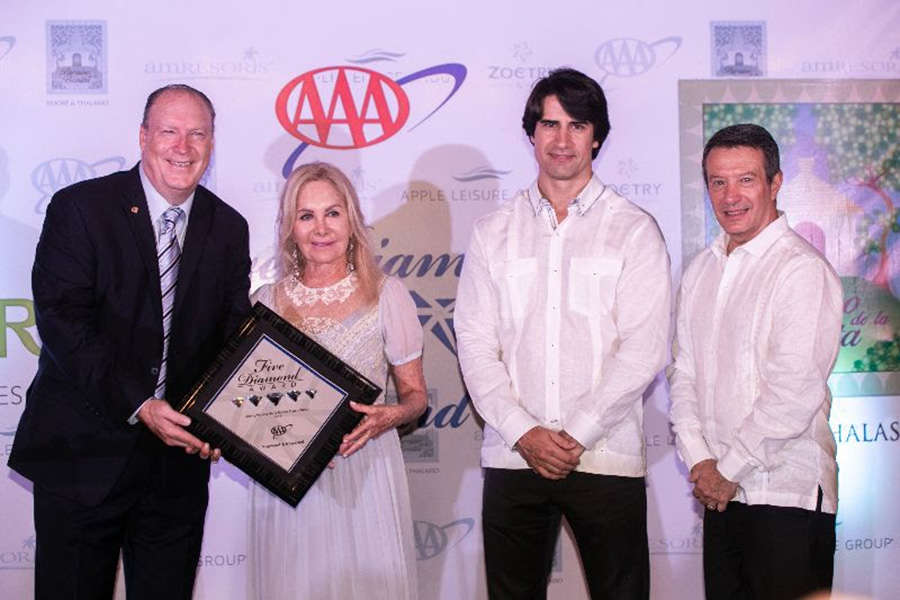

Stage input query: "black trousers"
[
  {"left": 703, "top": 496, "right": 836, "bottom": 600},
  {"left": 33, "top": 435, "right": 208, "bottom": 600},
  {"left": 482, "top": 468, "right": 650, "bottom": 600}
]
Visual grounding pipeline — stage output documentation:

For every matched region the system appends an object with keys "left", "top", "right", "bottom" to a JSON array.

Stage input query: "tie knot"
[{"left": 162, "top": 207, "right": 183, "bottom": 234}]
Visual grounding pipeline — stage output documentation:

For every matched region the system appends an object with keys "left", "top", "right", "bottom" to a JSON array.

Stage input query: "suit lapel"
[
  {"left": 175, "top": 187, "right": 213, "bottom": 316},
  {"left": 120, "top": 165, "right": 162, "bottom": 318}
]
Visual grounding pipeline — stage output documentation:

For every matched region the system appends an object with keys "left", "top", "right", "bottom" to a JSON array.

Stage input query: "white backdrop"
[{"left": 1, "top": 1, "right": 898, "bottom": 598}]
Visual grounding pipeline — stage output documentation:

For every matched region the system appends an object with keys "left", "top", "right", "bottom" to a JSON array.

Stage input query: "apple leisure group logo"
[{"left": 275, "top": 63, "right": 466, "bottom": 176}]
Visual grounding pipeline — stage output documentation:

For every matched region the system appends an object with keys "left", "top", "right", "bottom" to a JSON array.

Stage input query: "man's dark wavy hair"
[{"left": 522, "top": 68, "right": 610, "bottom": 159}]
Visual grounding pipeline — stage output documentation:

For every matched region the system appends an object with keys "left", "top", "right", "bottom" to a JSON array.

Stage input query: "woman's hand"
[
  {"left": 339, "top": 402, "right": 411, "bottom": 457},
  {"left": 338, "top": 358, "right": 427, "bottom": 458}
]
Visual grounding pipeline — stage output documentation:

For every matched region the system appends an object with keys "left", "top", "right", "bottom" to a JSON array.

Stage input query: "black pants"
[
  {"left": 33, "top": 437, "right": 208, "bottom": 600},
  {"left": 482, "top": 468, "right": 649, "bottom": 600},
  {"left": 703, "top": 498, "right": 835, "bottom": 600}
]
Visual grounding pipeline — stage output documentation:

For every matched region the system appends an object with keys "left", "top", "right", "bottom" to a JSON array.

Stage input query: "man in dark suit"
[{"left": 8, "top": 84, "right": 251, "bottom": 599}]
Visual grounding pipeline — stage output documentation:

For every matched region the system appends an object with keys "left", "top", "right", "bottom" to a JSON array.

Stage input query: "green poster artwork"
[{"left": 679, "top": 80, "right": 900, "bottom": 396}]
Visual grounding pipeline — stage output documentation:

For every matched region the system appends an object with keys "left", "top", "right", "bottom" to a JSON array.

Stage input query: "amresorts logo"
[{"left": 0, "top": 535, "right": 35, "bottom": 570}]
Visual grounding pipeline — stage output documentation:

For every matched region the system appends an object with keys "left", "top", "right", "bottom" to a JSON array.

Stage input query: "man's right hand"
[
  {"left": 137, "top": 399, "right": 219, "bottom": 461},
  {"left": 515, "top": 426, "right": 581, "bottom": 480}
]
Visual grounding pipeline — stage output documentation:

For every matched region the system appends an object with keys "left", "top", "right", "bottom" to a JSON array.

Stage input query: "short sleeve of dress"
[
  {"left": 250, "top": 282, "right": 274, "bottom": 309},
  {"left": 379, "top": 276, "right": 424, "bottom": 366}
]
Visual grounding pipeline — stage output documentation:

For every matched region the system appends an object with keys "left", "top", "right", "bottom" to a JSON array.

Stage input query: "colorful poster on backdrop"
[{"left": 678, "top": 79, "right": 900, "bottom": 398}]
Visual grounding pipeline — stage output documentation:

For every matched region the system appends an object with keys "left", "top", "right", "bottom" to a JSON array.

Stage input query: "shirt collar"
[
  {"left": 139, "top": 161, "right": 195, "bottom": 236},
  {"left": 712, "top": 212, "right": 789, "bottom": 258},
  {"left": 526, "top": 174, "right": 606, "bottom": 220}
]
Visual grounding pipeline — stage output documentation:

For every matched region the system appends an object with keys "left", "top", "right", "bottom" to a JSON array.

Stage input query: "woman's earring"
[
  {"left": 347, "top": 238, "right": 356, "bottom": 272},
  {"left": 293, "top": 246, "right": 304, "bottom": 277}
]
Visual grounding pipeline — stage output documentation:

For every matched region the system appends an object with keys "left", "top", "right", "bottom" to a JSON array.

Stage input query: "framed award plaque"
[{"left": 177, "top": 302, "right": 382, "bottom": 506}]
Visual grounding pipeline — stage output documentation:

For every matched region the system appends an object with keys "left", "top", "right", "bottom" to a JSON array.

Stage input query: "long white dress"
[{"left": 247, "top": 274, "right": 421, "bottom": 599}]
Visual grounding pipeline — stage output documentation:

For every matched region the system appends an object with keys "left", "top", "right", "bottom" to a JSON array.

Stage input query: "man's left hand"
[{"left": 690, "top": 458, "right": 738, "bottom": 512}]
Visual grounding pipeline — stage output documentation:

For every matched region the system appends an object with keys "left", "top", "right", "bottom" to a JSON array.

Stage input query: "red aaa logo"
[{"left": 275, "top": 66, "right": 410, "bottom": 149}]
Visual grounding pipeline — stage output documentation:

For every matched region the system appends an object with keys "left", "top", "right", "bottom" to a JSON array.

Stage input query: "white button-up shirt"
[
  {"left": 669, "top": 214, "right": 843, "bottom": 512},
  {"left": 456, "top": 175, "right": 671, "bottom": 476}
]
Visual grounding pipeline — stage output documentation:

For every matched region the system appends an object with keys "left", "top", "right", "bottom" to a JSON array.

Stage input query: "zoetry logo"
[{"left": 275, "top": 63, "right": 466, "bottom": 176}]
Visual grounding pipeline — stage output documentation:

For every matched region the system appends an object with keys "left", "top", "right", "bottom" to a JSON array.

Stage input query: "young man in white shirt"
[
  {"left": 669, "top": 123, "right": 842, "bottom": 600},
  {"left": 456, "top": 68, "right": 671, "bottom": 599}
]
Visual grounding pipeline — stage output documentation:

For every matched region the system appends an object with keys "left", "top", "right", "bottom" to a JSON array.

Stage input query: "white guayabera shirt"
[
  {"left": 456, "top": 175, "right": 672, "bottom": 476},
  {"left": 669, "top": 214, "right": 843, "bottom": 512}
]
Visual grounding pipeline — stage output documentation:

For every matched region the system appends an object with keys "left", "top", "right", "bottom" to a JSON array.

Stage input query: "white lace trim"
[{"left": 284, "top": 272, "right": 358, "bottom": 306}]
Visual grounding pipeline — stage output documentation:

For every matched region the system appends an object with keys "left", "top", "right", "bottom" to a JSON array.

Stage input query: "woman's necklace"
[{"left": 285, "top": 272, "right": 358, "bottom": 306}]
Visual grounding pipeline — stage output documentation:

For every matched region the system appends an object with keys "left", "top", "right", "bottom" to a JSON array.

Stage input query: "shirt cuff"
[
  {"left": 562, "top": 409, "right": 602, "bottom": 450},
  {"left": 675, "top": 432, "right": 715, "bottom": 471},
  {"left": 497, "top": 408, "right": 540, "bottom": 450},
  {"left": 127, "top": 397, "right": 153, "bottom": 425},
  {"left": 717, "top": 447, "right": 756, "bottom": 483}
]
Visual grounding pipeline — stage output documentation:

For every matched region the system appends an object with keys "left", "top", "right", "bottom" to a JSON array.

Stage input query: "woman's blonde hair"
[{"left": 276, "top": 161, "right": 381, "bottom": 304}]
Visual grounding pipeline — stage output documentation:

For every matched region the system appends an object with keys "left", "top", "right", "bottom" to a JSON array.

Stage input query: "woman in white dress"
[{"left": 247, "top": 162, "right": 426, "bottom": 599}]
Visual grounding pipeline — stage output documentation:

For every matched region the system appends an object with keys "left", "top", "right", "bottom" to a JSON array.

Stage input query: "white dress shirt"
[
  {"left": 669, "top": 214, "right": 843, "bottom": 512},
  {"left": 456, "top": 175, "right": 671, "bottom": 476},
  {"left": 140, "top": 163, "right": 194, "bottom": 247}
]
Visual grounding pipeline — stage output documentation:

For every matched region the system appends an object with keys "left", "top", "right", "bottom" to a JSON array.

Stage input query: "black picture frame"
[{"left": 177, "top": 302, "right": 382, "bottom": 506}]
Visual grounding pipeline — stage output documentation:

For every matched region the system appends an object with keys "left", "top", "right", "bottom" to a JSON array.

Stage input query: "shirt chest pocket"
[
  {"left": 496, "top": 258, "right": 538, "bottom": 322},
  {"left": 568, "top": 257, "right": 621, "bottom": 316}
]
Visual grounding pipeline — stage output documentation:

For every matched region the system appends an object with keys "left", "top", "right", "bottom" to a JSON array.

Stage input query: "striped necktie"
[{"left": 155, "top": 206, "right": 183, "bottom": 399}]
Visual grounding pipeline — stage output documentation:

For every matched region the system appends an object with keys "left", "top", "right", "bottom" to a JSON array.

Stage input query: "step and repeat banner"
[{"left": 1, "top": 1, "right": 898, "bottom": 598}]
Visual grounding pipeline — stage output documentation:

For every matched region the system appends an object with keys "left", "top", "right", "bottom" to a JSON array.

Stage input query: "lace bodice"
[{"left": 251, "top": 274, "right": 422, "bottom": 400}]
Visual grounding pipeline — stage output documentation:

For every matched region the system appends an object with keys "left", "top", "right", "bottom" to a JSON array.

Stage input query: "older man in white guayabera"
[{"left": 669, "top": 123, "right": 843, "bottom": 600}]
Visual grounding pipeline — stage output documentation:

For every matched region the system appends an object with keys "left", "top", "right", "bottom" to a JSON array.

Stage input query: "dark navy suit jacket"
[{"left": 8, "top": 164, "right": 251, "bottom": 506}]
